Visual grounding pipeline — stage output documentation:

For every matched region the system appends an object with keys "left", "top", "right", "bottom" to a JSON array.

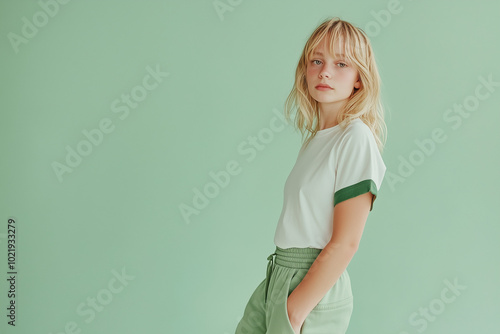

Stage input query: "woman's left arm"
[{"left": 287, "top": 191, "right": 373, "bottom": 331}]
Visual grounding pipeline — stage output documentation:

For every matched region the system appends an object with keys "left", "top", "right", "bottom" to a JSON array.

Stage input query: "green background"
[{"left": 1, "top": 0, "right": 499, "bottom": 333}]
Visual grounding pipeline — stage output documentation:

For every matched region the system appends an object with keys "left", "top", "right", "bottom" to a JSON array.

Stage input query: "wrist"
[{"left": 287, "top": 298, "right": 307, "bottom": 326}]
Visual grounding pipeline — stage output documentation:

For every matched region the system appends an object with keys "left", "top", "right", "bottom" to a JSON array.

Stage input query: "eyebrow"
[{"left": 313, "top": 51, "right": 346, "bottom": 58}]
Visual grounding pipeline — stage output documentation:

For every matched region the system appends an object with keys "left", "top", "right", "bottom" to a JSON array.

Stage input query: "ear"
[{"left": 354, "top": 79, "right": 361, "bottom": 89}]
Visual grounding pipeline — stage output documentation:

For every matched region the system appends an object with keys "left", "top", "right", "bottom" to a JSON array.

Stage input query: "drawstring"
[{"left": 264, "top": 252, "right": 276, "bottom": 303}]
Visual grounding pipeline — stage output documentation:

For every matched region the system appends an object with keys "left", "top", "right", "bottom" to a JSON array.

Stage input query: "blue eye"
[{"left": 311, "top": 59, "right": 348, "bottom": 68}]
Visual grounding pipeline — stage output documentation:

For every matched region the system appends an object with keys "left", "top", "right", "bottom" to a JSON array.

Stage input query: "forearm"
[{"left": 287, "top": 242, "right": 357, "bottom": 325}]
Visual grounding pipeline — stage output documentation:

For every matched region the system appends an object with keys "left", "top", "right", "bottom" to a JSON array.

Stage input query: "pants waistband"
[
  {"left": 264, "top": 246, "right": 322, "bottom": 303},
  {"left": 273, "top": 246, "right": 322, "bottom": 269}
]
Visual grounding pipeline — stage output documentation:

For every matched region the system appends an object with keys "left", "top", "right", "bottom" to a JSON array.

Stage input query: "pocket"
[
  {"left": 283, "top": 295, "right": 297, "bottom": 333},
  {"left": 266, "top": 267, "right": 297, "bottom": 334},
  {"left": 301, "top": 270, "right": 354, "bottom": 334},
  {"left": 302, "top": 296, "right": 353, "bottom": 334},
  {"left": 266, "top": 293, "right": 296, "bottom": 334},
  {"left": 313, "top": 269, "right": 353, "bottom": 310}
]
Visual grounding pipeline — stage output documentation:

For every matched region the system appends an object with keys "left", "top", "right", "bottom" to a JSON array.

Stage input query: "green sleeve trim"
[{"left": 334, "top": 179, "right": 378, "bottom": 211}]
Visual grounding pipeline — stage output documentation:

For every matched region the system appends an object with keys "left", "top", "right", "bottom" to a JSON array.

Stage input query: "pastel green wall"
[{"left": 1, "top": 0, "right": 499, "bottom": 333}]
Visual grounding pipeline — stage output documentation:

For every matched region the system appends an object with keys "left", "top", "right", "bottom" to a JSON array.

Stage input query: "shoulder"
[{"left": 338, "top": 118, "right": 375, "bottom": 144}]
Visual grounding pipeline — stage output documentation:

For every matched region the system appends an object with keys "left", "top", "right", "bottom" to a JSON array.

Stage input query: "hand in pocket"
[{"left": 287, "top": 297, "right": 305, "bottom": 334}]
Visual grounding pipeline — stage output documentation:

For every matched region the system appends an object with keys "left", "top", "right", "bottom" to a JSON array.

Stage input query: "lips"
[{"left": 316, "top": 84, "right": 332, "bottom": 89}]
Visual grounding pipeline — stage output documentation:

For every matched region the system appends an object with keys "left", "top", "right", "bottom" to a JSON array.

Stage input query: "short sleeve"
[{"left": 333, "top": 124, "right": 387, "bottom": 211}]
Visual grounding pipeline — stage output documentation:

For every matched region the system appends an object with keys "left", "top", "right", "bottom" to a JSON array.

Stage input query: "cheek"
[
  {"left": 346, "top": 70, "right": 359, "bottom": 82},
  {"left": 306, "top": 67, "right": 315, "bottom": 82},
  {"left": 337, "top": 72, "right": 357, "bottom": 84}
]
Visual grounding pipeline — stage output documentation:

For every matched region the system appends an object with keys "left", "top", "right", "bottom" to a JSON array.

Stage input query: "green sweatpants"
[{"left": 235, "top": 246, "right": 353, "bottom": 334}]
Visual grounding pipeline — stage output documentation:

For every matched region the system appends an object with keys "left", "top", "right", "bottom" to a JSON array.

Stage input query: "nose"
[{"left": 319, "top": 65, "right": 332, "bottom": 78}]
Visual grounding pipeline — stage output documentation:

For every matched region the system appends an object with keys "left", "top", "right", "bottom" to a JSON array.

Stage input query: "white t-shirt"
[{"left": 273, "top": 118, "right": 387, "bottom": 249}]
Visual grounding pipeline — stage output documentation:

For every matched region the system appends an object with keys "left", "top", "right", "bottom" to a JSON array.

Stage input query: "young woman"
[{"left": 235, "top": 17, "right": 387, "bottom": 334}]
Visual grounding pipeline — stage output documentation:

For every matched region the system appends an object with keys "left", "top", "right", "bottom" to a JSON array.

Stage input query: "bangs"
[{"left": 305, "top": 22, "right": 365, "bottom": 68}]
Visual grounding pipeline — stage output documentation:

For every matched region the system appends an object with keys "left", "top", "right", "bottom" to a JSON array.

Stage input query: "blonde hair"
[{"left": 284, "top": 17, "right": 387, "bottom": 153}]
